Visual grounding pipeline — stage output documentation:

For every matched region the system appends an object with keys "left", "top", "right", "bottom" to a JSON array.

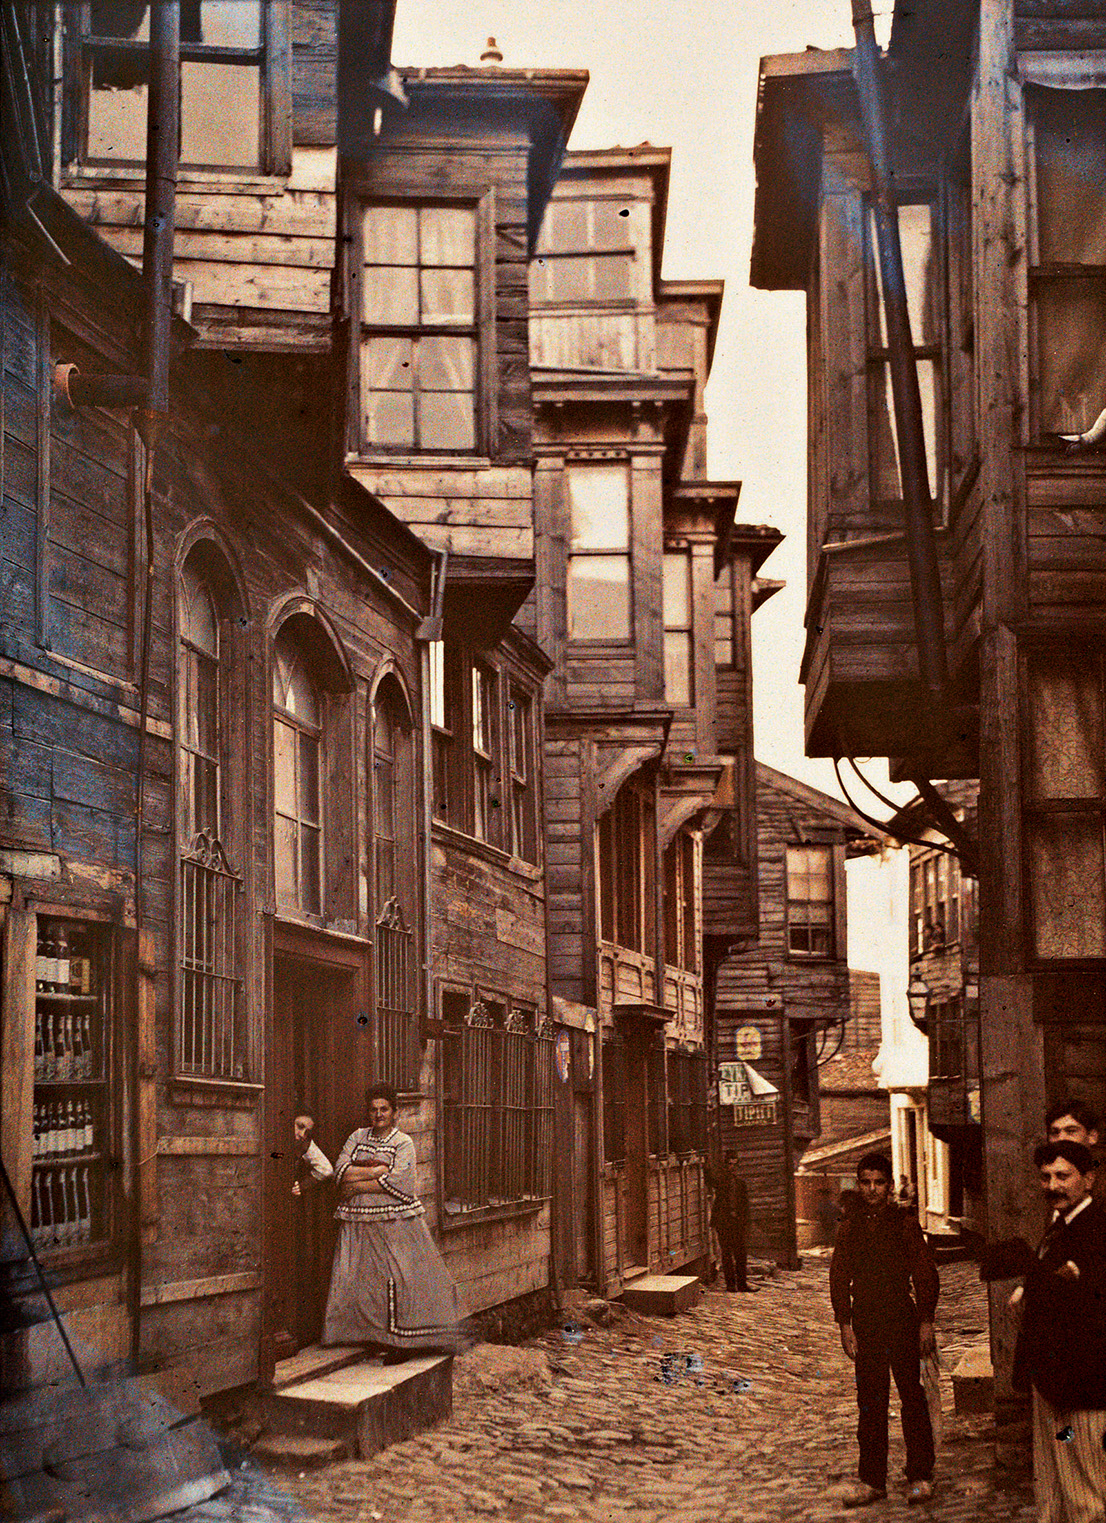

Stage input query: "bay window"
[
  {"left": 359, "top": 203, "right": 480, "bottom": 453},
  {"left": 566, "top": 462, "right": 631, "bottom": 641},
  {"left": 72, "top": 2, "right": 280, "bottom": 172},
  {"left": 1029, "top": 88, "right": 1106, "bottom": 438},
  {"left": 531, "top": 197, "right": 636, "bottom": 305},
  {"left": 597, "top": 779, "right": 656, "bottom": 955}
]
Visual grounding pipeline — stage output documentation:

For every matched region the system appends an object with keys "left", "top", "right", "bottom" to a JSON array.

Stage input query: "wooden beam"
[
  {"left": 156, "top": 1136, "right": 260, "bottom": 1156},
  {"left": 139, "top": 1271, "right": 262, "bottom": 1308}
]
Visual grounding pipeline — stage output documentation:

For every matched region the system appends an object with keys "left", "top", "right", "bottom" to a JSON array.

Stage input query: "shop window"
[
  {"left": 74, "top": 1, "right": 278, "bottom": 172},
  {"left": 359, "top": 203, "right": 481, "bottom": 453},
  {"left": 786, "top": 843, "right": 834, "bottom": 958},
  {"left": 566, "top": 462, "right": 631, "bottom": 641},
  {"left": 1029, "top": 88, "right": 1106, "bottom": 438},
  {"left": 372, "top": 683, "right": 417, "bottom": 1093},
  {"left": 602, "top": 1032, "right": 627, "bottom": 1165},
  {"left": 178, "top": 556, "right": 244, "bottom": 1079},
  {"left": 597, "top": 778, "right": 656, "bottom": 955},
  {"left": 532, "top": 197, "right": 636, "bottom": 305},
  {"left": 667, "top": 1049, "right": 708, "bottom": 1156},
  {"left": 442, "top": 996, "right": 554, "bottom": 1213},
  {"left": 1024, "top": 649, "right": 1106, "bottom": 959},
  {"left": 31, "top": 915, "right": 115, "bottom": 1256},
  {"left": 508, "top": 685, "right": 538, "bottom": 862},
  {"left": 663, "top": 550, "right": 693, "bottom": 706},
  {"left": 272, "top": 628, "right": 323, "bottom": 917},
  {"left": 866, "top": 198, "right": 946, "bottom": 514}
]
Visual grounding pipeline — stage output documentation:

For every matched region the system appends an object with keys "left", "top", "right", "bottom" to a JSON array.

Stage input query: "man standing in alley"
[
  {"left": 709, "top": 1153, "right": 756, "bottom": 1293},
  {"left": 830, "top": 1151, "right": 939, "bottom": 1508},
  {"left": 1012, "top": 1141, "right": 1106, "bottom": 1523}
]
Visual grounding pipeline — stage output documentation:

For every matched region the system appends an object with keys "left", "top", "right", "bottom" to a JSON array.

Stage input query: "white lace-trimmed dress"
[{"left": 322, "top": 1126, "right": 461, "bottom": 1350}]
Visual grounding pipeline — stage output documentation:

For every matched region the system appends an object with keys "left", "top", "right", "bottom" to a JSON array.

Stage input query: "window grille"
[
  {"left": 179, "top": 830, "right": 245, "bottom": 1078},
  {"left": 374, "top": 897, "right": 417, "bottom": 1092},
  {"left": 442, "top": 999, "right": 553, "bottom": 1213}
]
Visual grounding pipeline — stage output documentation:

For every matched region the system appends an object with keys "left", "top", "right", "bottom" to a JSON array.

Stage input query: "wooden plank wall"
[
  {"left": 292, "top": 0, "right": 337, "bottom": 145},
  {"left": 543, "top": 737, "right": 588, "bottom": 1006}
]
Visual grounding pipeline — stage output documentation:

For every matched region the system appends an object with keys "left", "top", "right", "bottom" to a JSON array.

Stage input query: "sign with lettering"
[
  {"left": 734, "top": 1025, "right": 762, "bottom": 1061},
  {"left": 719, "top": 1060, "right": 780, "bottom": 1126}
]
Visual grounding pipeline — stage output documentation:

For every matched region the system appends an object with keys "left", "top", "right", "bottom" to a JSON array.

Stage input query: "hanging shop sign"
[{"left": 555, "top": 1029, "right": 572, "bottom": 1083}]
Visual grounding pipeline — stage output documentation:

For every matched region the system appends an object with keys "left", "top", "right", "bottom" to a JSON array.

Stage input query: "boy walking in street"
[{"left": 830, "top": 1152, "right": 939, "bottom": 1507}]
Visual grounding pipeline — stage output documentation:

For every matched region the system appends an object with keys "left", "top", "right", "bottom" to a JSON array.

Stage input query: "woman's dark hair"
[
  {"left": 855, "top": 1152, "right": 894, "bottom": 1183},
  {"left": 367, "top": 1082, "right": 398, "bottom": 1112}
]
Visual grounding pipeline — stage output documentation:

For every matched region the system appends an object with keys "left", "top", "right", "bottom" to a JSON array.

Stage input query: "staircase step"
[
  {"left": 252, "top": 1433, "right": 348, "bottom": 1468},
  {"left": 952, "top": 1345, "right": 994, "bottom": 1415},
  {"left": 272, "top": 1344, "right": 367, "bottom": 1391},
  {"left": 260, "top": 1354, "right": 453, "bottom": 1460},
  {"left": 620, "top": 1274, "right": 703, "bottom": 1317}
]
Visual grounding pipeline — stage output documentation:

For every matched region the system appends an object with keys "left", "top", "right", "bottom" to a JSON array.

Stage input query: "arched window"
[
  {"left": 273, "top": 628, "right": 323, "bottom": 916},
  {"left": 177, "top": 552, "right": 244, "bottom": 1079},
  {"left": 372, "top": 682, "right": 417, "bottom": 1090}
]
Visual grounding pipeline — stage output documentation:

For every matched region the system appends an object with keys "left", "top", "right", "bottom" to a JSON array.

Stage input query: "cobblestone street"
[{"left": 190, "top": 1258, "right": 1034, "bottom": 1523}]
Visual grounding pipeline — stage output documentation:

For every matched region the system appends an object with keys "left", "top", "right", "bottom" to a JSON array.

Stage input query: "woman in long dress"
[{"left": 322, "top": 1084, "right": 461, "bottom": 1358}]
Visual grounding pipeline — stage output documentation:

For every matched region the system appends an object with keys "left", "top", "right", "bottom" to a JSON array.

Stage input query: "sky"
[{"left": 391, "top": 1, "right": 913, "bottom": 1000}]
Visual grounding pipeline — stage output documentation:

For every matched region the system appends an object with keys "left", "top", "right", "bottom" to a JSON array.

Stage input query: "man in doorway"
[
  {"left": 1047, "top": 1100, "right": 1100, "bottom": 1150},
  {"left": 830, "top": 1152, "right": 939, "bottom": 1508},
  {"left": 1012, "top": 1142, "right": 1106, "bottom": 1523},
  {"left": 709, "top": 1154, "right": 756, "bottom": 1293},
  {"left": 292, "top": 1113, "right": 334, "bottom": 1195}
]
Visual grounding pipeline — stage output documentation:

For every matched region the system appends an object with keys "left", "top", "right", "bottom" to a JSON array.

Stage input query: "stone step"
[
  {"left": 260, "top": 1354, "right": 453, "bottom": 1460},
  {"left": 952, "top": 1344, "right": 994, "bottom": 1415},
  {"left": 619, "top": 1274, "right": 703, "bottom": 1317},
  {"left": 272, "top": 1343, "right": 367, "bottom": 1391},
  {"left": 251, "top": 1433, "right": 349, "bottom": 1468}
]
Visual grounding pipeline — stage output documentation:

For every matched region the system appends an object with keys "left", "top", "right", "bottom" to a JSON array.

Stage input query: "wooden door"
[
  {"left": 620, "top": 1032, "right": 649, "bottom": 1270},
  {"left": 268, "top": 956, "right": 349, "bottom": 1358},
  {"left": 571, "top": 1028, "right": 595, "bottom": 1284}
]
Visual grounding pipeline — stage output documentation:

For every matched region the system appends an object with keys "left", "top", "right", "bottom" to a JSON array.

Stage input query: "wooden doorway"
[
  {"left": 619, "top": 1027, "right": 651, "bottom": 1271},
  {"left": 264, "top": 931, "right": 367, "bottom": 1371}
]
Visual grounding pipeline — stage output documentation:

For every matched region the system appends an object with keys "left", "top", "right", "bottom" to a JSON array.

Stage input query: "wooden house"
[
  {"left": 0, "top": 1, "right": 587, "bottom": 1401},
  {"left": 526, "top": 146, "right": 782, "bottom": 1297},
  {"left": 750, "top": 0, "right": 1106, "bottom": 1424},
  {"left": 715, "top": 764, "right": 880, "bottom": 1265}
]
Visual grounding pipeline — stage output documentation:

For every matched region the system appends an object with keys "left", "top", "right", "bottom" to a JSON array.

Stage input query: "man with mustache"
[{"left": 1013, "top": 1142, "right": 1106, "bottom": 1523}]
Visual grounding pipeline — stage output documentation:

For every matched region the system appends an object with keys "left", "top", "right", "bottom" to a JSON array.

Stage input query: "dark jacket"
[
  {"left": 1013, "top": 1196, "right": 1106, "bottom": 1411},
  {"left": 708, "top": 1170, "right": 749, "bottom": 1234},
  {"left": 829, "top": 1203, "right": 940, "bottom": 1332}
]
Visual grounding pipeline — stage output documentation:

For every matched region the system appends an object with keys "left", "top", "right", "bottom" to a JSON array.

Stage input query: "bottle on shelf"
[
  {"left": 69, "top": 930, "right": 91, "bottom": 997},
  {"left": 33, "top": 1009, "right": 46, "bottom": 1081},
  {"left": 55, "top": 923, "right": 70, "bottom": 998},
  {"left": 52, "top": 1004, "right": 66, "bottom": 1082},
  {"left": 58, "top": 1006, "right": 72, "bottom": 1082},
  {"left": 79, "top": 1007, "right": 94, "bottom": 1080},
  {"left": 35, "top": 924, "right": 49, "bottom": 993}
]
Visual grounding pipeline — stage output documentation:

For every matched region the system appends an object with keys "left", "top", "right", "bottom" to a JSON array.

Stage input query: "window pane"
[
  {"left": 181, "top": 569, "right": 218, "bottom": 655},
  {"left": 366, "top": 388, "right": 415, "bottom": 447},
  {"left": 870, "top": 202, "right": 937, "bottom": 347},
  {"left": 92, "top": 4, "right": 151, "bottom": 41},
  {"left": 363, "top": 266, "right": 419, "bottom": 326},
  {"left": 663, "top": 553, "right": 691, "bottom": 625},
  {"left": 419, "top": 391, "right": 475, "bottom": 451},
  {"left": 429, "top": 640, "right": 446, "bottom": 729},
  {"left": 363, "top": 335, "right": 414, "bottom": 390},
  {"left": 420, "top": 207, "right": 475, "bottom": 267},
  {"left": 194, "top": 757, "right": 218, "bottom": 837},
  {"left": 197, "top": 1, "right": 262, "bottom": 46},
  {"left": 195, "top": 653, "right": 218, "bottom": 756},
  {"left": 1029, "top": 815, "right": 1106, "bottom": 959},
  {"left": 592, "top": 253, "right": 634, "bottom": 302},
  {"left": 567, "top": 556, "right": 631, "bottom": 640},
  {"left": 1034, "top": 89, "right": 1106, "bottom": 266},
  {"left": 548, "top": 257, "right": 591, "bottom": 303},
  {"left": 283, "top": 652, "right": 318, "bottom": 726},
  {"left": 592, "top": 201, "right": 631, "bottom": 250},
  {"left": 274, "top": 721, "right": 297, "bottom": 816},
  {"left": 274, "top": 814, "right": 297, "bottom": 904},
  {"left": 567, "top": 464, "right": 629, "bottom": 550},
  {"left": 300, "top": 824, "right": 321, "bottom": 914},
  {"left": 1036, "top": 278, "right": 1106, "bottom": 436},
  {"left": 420, "top": 269, "right": 474, "bottom": 326},
  {"left": 420, "top": 335, "right": 474, "bottom": 391},
  {"left": 298, "top": 732, "right": 320, "bottom": 825},
  {"left": 1027, "top": 657, "right": 1104, "bottom": 800},
  {"left": 870, "top": 357, "right": 939, "bottom": 501},
  {"left": 374, "top": 754, "right": 395, "bottom": 836},
  {"left": 87, "top": 78, "right": 149, "bottom": 161},
  {"left": 363, "top": 206, "right": 418, "bottom": 266},
  {"left": 715, "top": 612, "right": 734, "bottom": 668},
  {"left": 664, "top": 630, "right": 692, "bottom": 707},
  {"left": 181, "top": 62, "right": 260, "bottom": 169}
]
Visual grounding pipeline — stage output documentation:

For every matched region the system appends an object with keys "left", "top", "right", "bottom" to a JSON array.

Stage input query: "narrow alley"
[{"left": 187, "top": 1260, "right": 1032, "bottom": 1523}]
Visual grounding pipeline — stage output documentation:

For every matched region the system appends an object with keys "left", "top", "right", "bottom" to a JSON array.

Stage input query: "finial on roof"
[{"left": 480, "top": 36, "right": 503, "bottom": 65}]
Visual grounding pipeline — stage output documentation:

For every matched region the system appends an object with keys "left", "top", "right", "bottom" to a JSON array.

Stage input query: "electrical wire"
[
  {"left": 848, "top": 756, "right": 911, "bottom": 817},
  {"left": 832, "top": 756, "right": 961, "bottom": 859}
]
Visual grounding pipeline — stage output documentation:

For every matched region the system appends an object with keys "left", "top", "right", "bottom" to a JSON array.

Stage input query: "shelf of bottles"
[{"left": 31, "top": 916, "right": 110, "bottom": 1252}]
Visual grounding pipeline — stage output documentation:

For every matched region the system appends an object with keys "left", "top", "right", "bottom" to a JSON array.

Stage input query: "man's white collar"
[{"left": 1051, "top": 1194, "right": 1093, "bottom": 1226}]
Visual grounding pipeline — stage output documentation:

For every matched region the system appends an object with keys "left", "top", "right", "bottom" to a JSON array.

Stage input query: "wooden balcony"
[{"left": 662, "top": 965, "right": 703, "bottom": 1046}]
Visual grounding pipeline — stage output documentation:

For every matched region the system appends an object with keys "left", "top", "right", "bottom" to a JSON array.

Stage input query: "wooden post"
[
  {"left": 1, "top": 899, "right": 37, "bottom": 1232},
  {"left": 136, "top": 927, "right": 159, "bottom": 1246},
  {"left": 779, "top": 1010, "right": 800, "bottom": 1270}
]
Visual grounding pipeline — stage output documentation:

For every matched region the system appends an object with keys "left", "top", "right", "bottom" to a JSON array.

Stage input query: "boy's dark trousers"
[
  {"left": 853, "top": 1308, "right": 934, "bottom": 1491},
  {"left": 716, "top": 1219, "right": 749, "bottom": 1292}
]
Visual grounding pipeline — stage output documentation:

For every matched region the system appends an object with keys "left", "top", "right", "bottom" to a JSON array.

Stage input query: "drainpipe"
[
  {"left": 850, "top": 0, "right": 949, "bottom": 702},
  {"left": 130, "top": 0, "right": 180, "bottom": 1368},
  {"left": 417, "top": 549, "right": 447, "bottom": 1215}
]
